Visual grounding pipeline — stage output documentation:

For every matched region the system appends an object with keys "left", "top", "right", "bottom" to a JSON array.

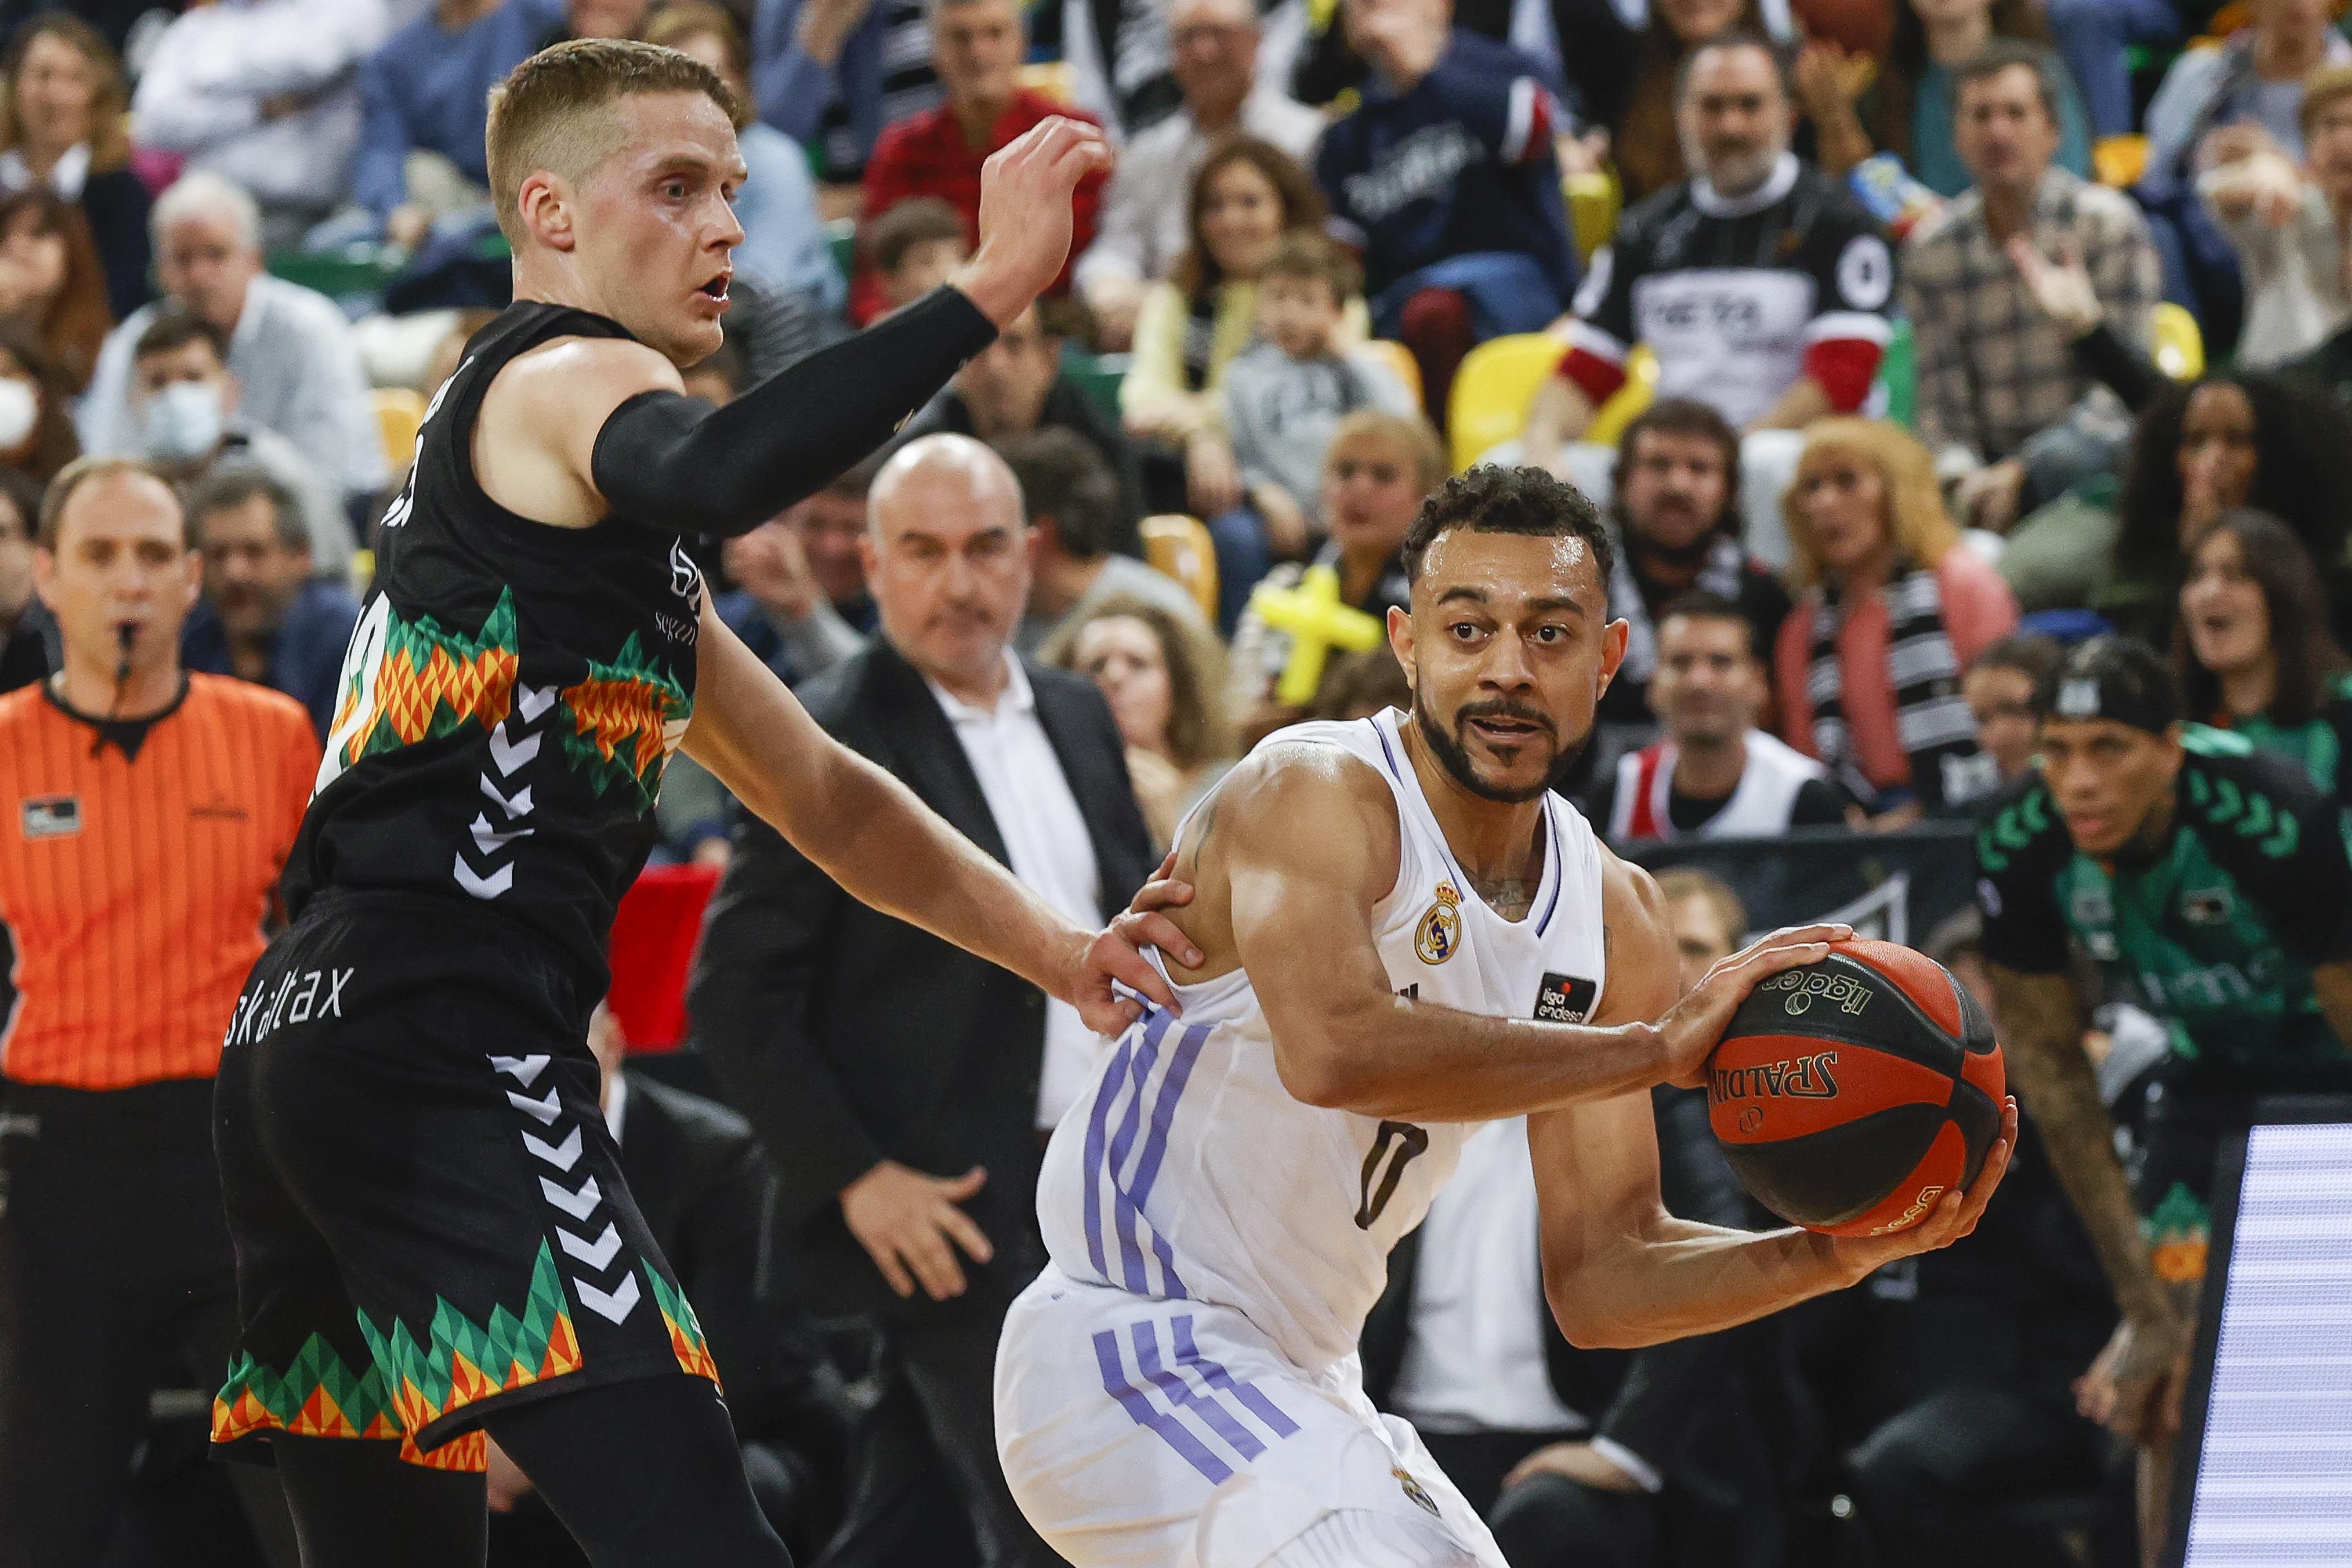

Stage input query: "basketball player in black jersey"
[{"left": 206, "top": 40, "right": 1188, "bottom": 1567}]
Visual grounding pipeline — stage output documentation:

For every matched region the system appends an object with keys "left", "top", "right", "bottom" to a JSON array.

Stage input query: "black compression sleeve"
[{"left": 590, "top": 285, "right": 997, "bottom": 537}]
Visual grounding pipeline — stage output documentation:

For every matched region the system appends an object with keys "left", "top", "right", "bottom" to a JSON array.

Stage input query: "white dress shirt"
[
  {"left": 1073, "top": 89, "right": 1327, "bottom": 296},
  {"left": 128, "top": 0, "right": 391, "bottom": 211},
  {"left": 80, "top": 273, "right": 390, "bottom": 496},
  {"left": 926, "top": 653, "right": 1106, "bottom": 1129},
  {"left": 1391, "top": 1118, "right": 1664, "bottom": 1490}
]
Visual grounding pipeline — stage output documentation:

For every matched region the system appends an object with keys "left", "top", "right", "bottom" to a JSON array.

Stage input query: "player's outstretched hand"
[
  {"left": 1820, "top": 1096, "right": 2018, "bottom": 1281},
  {"left": 953, "top": 116, "right": 1113, "bottom": 328},
  {"left": 1112, "top": 850, "right": 1203, "bottom": 971},
  {"left": 1657, "top": 924, "right": 1853, "bottom": 1088}
]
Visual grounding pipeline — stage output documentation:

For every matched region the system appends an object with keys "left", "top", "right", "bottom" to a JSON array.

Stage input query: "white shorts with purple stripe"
[{"left": 996, "top": 1265, "right": 1508, "bottom": 1567}]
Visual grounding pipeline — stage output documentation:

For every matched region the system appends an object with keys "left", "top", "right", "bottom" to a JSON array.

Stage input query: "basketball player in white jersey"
[{"left": 995, "top": 465, "right": 2018, "bottom": 1567}]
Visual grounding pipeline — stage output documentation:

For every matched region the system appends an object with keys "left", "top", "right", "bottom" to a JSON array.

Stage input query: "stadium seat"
[
  {"left": 1139, "top": 513, "right": 1220, "bottom": 621},
  {"left": 1875, "top": 316, "right": 1916, "bottom": 427},
  {"left": 825, "top": 215, "right": 856, "bottom": 282},
  {"left": 1020, "top": 60, "right": 1074, "bottom": 104},
  {"left": 372, "top": 386, "right": 426, "bottom": 476},
  {"left": 1445, "top": 333, "right": 1564, "bottom": 470},
  {"left": 1063, "top": 349, "right": 1128, "bottom": 420},
  {"left": 2153, "top": 302, "right": 2205, "bottom": 380},
  {"left": 1360, "top": 338, "right": 1423, "bottom": 408},
  {"left": 1565, "top": 170, "right": 1621, "bottom": 262},
  {"left": 1583, "top": 345, "right": 1659, "bottom": 447},
  {"left": 2093, "top": 134, "right": 2150, "bottom": 188}
]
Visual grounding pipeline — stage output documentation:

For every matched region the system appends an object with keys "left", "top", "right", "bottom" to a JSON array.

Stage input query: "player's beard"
[{"left": 1413, "top": 689, "right": 1591, "bottom": 804}]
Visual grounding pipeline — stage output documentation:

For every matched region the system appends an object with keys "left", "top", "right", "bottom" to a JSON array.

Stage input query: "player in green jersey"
[{"left": 1974, "top": 636, "right": 2352, "bottom": 1566}]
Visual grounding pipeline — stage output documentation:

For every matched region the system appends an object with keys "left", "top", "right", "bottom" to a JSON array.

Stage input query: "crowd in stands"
[{"left": 13, "top": 0, "right": 2352, "bottom": 1560}]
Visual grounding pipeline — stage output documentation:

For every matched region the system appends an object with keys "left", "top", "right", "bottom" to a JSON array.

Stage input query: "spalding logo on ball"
[{"left": 1706, "top": 938, "right": 2005, "bottom": 1237}]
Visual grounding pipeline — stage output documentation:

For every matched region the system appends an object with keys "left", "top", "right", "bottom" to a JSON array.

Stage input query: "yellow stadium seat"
[
  {"left": 1445, "top": 333, "right": 1565, "bottom": 471},
  {"left": 1583, "top": 345, "right": 1659, "bottom": 447},
  {"left": 373, "top": 386, "right": 426, "bottom": 477},
  {"left": 2153, "top": 302, "right": 2205, "bottom": 380},
  {"left": 1359, "top": 339, "right": 1422, "bottom": 409},
  {"left": 1139, "top": 514, "right": 1220, "bottom": 622},
  {"left": 1565, "top": 170, "right": 1621, "bottom": 263},
  {"left": 1019, "top": 61, "right": 1073, "bottom": 104},
  {"left": 2093, "top": 133, "right": 2150, "bottom": 188}
]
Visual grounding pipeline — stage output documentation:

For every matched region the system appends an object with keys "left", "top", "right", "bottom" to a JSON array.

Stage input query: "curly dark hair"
[
  {"left": 1401, "top": 465, "right": 1612, "bottom": 587},
  {"left": 2172, "top": 508, "right": 2351, "bottom": 728},
  {"left": 2115, "top": 374, "right": 2352, "bottom": 592}
]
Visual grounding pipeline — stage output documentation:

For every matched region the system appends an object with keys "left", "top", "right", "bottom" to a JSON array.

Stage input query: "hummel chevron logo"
[
  {"left": 539, "top": 1173, "right": 602, "bottom": 1221},
  {"left": 558, "top": 1222, "right": 622, "bottom": 1270},
  {"left": 479, "top": 777, "right": 532, "bottom": 817},
  {"left": 470, "top": 812, "right": 533, "bottom": 854},
  {"left": 453, "top": 858, "right": 514, "bottom": 900},
  {"left": 488, "top": 1054, "right": 550, "bottom": 1087},
  {"left": 488, "top": 720, "right": 540, "bottom": 775},
  {"left": 456, "top": 686, "right": 553, "bottom": 902},
  {"left": 522, "top": 1125, "right": 582, "bottom": 1170},
  {"left": 505, "top": 1086, "right": 561, "bottom": 1125},
  {"left": 574, "top": 1272, "right": 640, "bottom": 1324}
]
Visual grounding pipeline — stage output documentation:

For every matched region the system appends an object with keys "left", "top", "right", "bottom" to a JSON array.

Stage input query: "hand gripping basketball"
[
  {"left": 1659, "top": 925, "right": 1855, "bottom": 1090},
  {"left": 1705, "top": 938, "right": 2014, "bottom": 1242},
  {"left": 956, "top": 117, "right": 1114, "bottom": 328}
]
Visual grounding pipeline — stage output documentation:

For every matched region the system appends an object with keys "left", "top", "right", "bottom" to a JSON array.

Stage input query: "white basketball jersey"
[{"left": 1034, "top": 709, "right": 1610, "bottom": 1375}]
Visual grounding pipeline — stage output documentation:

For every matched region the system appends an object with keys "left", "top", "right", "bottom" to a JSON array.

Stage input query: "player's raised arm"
[
  {"left": 1530, "top": 853, "right": 2018, "bottom": 1350},
  {"left": 1208, "top": 744, "right": 1844, "bottom": 1121},
  {"left": 489, "top": 117, "right": 1112, "bottom": 536}
]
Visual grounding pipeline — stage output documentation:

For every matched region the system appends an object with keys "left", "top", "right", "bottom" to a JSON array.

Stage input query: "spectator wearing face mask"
[
  {"left": 124, "top": 308, "right": 354, "bottom": 581},
  {"left": 179, "top": 467, "right": 363, "bottom": 739},
  {"left": 0, "top": 318, "right": 79, "bottom": 483},
  {"left": 78, "top": 173, "right": 386, "bottom": 511}
]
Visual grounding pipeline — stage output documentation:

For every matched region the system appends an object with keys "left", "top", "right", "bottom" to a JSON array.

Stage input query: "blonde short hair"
[
  {"left": 1654, "top": 867, "right": 1746, "bottom": 953},
  {"left": 1780, "top": 418, "right": 1960, "bottom": 591},
  {"left": 485, "top": 39, "right": 740, "bottom": 246},
  {"left": 2304, "top": 62, "right": 2352, "bottom": 135},
  {"left": 1325, "top": 409, "right": 1448, "bottom": 495}
]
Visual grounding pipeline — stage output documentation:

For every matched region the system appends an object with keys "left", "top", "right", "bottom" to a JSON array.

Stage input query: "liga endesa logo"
[{"left": 1708, "top": 1051, "right": 1842, "bottom": 1107}]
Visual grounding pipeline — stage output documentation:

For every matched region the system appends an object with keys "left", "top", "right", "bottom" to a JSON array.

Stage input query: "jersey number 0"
[{"left": 1356, "top": 1120, "right": 1429, "bottom": 1230}]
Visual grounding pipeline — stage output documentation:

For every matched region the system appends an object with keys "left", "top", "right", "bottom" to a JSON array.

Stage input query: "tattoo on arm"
[{"left": 1987, "top": 965, "right": 2171, "bottom": 1322}]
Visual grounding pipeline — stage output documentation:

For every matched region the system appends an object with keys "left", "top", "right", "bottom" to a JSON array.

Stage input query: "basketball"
[{"left": 1706, "top": 939, "right": 2005, "bottom": 1237}]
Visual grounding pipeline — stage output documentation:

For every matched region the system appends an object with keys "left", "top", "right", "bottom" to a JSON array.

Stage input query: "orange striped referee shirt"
[{"left": 0, "top": 672, "right": 317, "bottom": 1090}]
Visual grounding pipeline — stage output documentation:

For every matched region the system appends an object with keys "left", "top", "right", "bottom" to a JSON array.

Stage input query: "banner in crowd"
[{"left": 1621, "top": 822, "right": 1980, "bottom": 949}]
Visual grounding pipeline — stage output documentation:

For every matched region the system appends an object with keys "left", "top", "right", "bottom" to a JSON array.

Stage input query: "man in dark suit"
[{"left": 690, "top": 432, "right": 1157, "bottom": 1568}]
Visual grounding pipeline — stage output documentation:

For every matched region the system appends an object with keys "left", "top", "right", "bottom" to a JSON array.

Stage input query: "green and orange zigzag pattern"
[
  {"left": 335, "top": 590, "right": 521, "bottom": 768},
  {"left": 646, "top": 1257, "right": 722, "bottom": 1388},
  {"left": 333, "top": 591, "right": 689, "bottom": 811},
  {"left": 213, "top": 1243, "right": 722, "bottom": 1473},
  {"left": 559, "top": 631, "right": 692, "bottom": 809},
  {"left": 355, "top": 1240, "right": 585, "bottom": 1455}
]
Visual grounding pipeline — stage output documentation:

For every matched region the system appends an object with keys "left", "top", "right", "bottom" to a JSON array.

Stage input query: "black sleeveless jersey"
[{"left": 286, "top": 302, "right": 703, "bottom": 987}]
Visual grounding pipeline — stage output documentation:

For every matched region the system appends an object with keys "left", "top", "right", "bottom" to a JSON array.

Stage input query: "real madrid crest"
[{"left": 1416, "top": 884, "right": 1463, "bottom": 965}]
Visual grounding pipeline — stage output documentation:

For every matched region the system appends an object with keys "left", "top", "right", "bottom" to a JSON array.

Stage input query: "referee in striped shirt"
[{"left": 0, "top": 458, "right": 314, "bottom": 1567}]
